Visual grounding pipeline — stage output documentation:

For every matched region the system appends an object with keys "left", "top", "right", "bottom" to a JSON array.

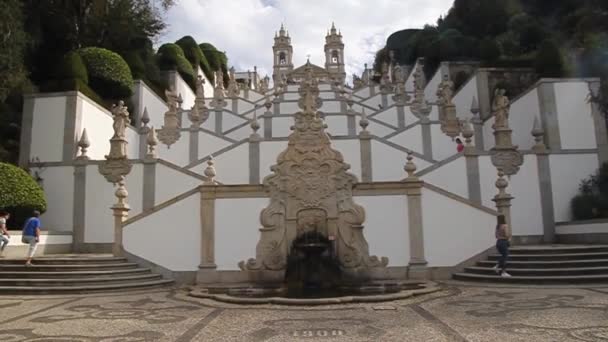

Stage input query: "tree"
[
  {"left": 535, "top": 40, "right": 565, "bottom": 77},
  {"left": 0, "top": 0, "right": 28, "bottom": 102}
]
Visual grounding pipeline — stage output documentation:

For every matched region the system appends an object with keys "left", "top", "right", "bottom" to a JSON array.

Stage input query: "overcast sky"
[{"left": 160, "top": 0, "right": 453, "bottom": 81}]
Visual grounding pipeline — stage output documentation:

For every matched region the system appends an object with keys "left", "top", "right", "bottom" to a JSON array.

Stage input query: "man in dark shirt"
[{"left": 22, "top": 211, "right": 41, "bottom": 266}]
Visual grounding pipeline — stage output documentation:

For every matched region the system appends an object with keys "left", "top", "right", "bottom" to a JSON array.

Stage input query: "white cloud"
[{"left": 160, "top": 0, "right": 452, "bottom": 82}]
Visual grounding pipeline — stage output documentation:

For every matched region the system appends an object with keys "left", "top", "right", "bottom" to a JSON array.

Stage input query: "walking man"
[
  {"left": 22, "top": 211, "right": 41, "bottom": 266},
  {"left": 0, "top": 211, "right": 10, "bottom": 257},
  {"left": 494, "top": 214, "right": 512, "bottom": 277}
]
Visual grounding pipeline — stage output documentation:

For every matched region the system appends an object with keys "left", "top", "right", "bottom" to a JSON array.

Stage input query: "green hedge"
[
  {"left": 157, "top": 43, "right": 195, "bottom": 88},
  {"left": 40, "top": 78, "right": 104, "bottom": 108},
  {"left": 58, "top": 51, "right": 89, "bottom": 84},
  {"left": 77, "top": 47, "right": 134, "bottom": 99},
  {"left": 199, "top": 43, "right": 221, "bottom": 71},
  {"left": 123, "top": 51, "right": 146, "bottom": 80},
  {"left": 175, "top": 36, "right": 214, "bottom": 82},
  {"left": 535, "top": 40, "right": 565, "bottom": 77},
  {"left": 0, "top": 162, "right": 47, "bottom": 229}
]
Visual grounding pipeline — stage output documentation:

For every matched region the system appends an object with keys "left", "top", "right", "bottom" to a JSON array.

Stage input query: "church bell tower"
[
  {"left": 324, "top": 22, "right": 345, "bottom": 83},
  {"left": 272, "top": 23, "right": 294, "bottom": 85}
]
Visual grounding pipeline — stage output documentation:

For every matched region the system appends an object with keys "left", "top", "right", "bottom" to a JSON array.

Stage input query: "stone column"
[
  {"left": 590, "top": 81, "right": 608, "bottom": 164},
  {"left": 403, "top": 154, "right": 427, "bottom": 279},
  {"left": 231, "top": 98, "right": 238, "bottom": 113},
  {"left": 381, "top": 93, "right": 388, "bottom": 109},
  {"left": 263, "top": 99, "right": 273, "bottom": 139},
  {"left": 214, "top": 109, "right": 223, "bottom": 134},
  {"left": 420, "top": 116, "right": 433, "bottom": 160},
  {"left": 537, "top": 82, "right": 561, "bottom": 150},
  {"left": 112, "top": 178, "right": 130, "bottom": 257},
  {"left": 189, "top": 126, "right": 199, "bottom": 164},
  {"left": 249, "top": 112, "right": 262, "bottom": 184},
  {"left": 369, "top": 84, "right": 376, "bottom": 96},
  {"left": 199, "top": 160, "right": 218, "bottom": 275},
  {"left": 138, "top": 108, "right": 151, "bottom": 159},
  {"left": 143, "top": 125, "right": 158, "bottom": 211},
  {"left": 532, "top": 117, "right": 555, "bottom": 243},
  {"left": 72, "top": 129, "right": 89, "bottom": 253},
  {"left": 346, "top": 97, "right": 357, "bottom": 136},
  {"left": 492, "top": 171, "right": 514, "bottom": 227},
  {"left": 359, "top": 110, "right": 372, "bottom": 182},
  {"left": 470, "top": 96, "right": 484, "bottom": 150},
  {"left": 462, "top": 121, "right": 481, "bottom": 204}
]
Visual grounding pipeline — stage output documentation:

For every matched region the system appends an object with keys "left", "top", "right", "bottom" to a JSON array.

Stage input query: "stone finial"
[
  {"left": 250, "top": 108, "right": 261, "bottom": 140},
  {"left": 264, "top": 96, "right": 272, "bottom": 111},
  {"left": 531, "top": 116, "right": 546, "bottom": 153},
  {"left": 177, "top": 93, "right": 184, "bottom": 109},
  {"left": 146, "top": 126, "right": 158, "bottom": 159},
  {"left": 203, "top": 157, "right": 217, "bottom": 185},
  {"left": 470, "top": 96, "right": 480, "bottom": 116},
  {"left": 76, "top": 128, "right": 90, "bottom": 160},
  {"left": 461, "top": 119, "right": 474, "bottom": 146},
  {"left": 359, "top": 108, "right": 369, "bottom": 132},
  {"left": 114, "top": 177, "right": 129, "bottom": 210},
  {"left": 404, "top": 152, "right": 418, "bottom": 180},
  {"left": 492, "top": 170, "right": 513, "bottom": 221},
  {"left": 495, "top": 171, "right": 508, "bottom": 195},
  {"left": 141, "top": 107, "right": 150, "bottom": 127}
]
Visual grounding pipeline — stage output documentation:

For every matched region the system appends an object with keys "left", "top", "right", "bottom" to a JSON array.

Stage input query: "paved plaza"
[{"left": 0, "top": 284, "right": 607, "bottom": 341}]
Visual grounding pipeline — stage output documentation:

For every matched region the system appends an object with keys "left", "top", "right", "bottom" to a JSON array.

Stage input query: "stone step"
[
  {"left": 0, "top": 268, "right": 151, "bottom": 279},
  {"left": 0, "top": 273, "right": 162, "bottom": 287},
  {"left": 464, "top": 266, "right": 608, "bottom": 276},
  {"left": 477, "top": 259, "right": 608, "bottom": 268},
  {"left": 509, "top": 245, "right": 608, "bottom": 254},
  {"left": 0, "top": 279, "right": 175, "bottom": 294},
  {"left": 487, "top": 252, "right": 608, "bottom": 261},
  {"left": 453, "top": 272, "right": 608, "bottom": 284},
  {"left": 0, "top": 256, "right": 128, "bottom": 265},
  {"left": 0, "top": 263, "right": 140, "bottom": 272}
]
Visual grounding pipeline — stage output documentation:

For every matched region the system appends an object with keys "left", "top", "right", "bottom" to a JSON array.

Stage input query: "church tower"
[
  {"left": 324, "top": 22, "right": 345, "bottom": 83},
  {"left": 272, "top": 23, "right": 294, "bottom": 85}
]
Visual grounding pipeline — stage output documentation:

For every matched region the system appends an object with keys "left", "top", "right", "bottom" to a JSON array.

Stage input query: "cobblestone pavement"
[{"left": 1, "top": 284, "right": 608, "bottom": 341}]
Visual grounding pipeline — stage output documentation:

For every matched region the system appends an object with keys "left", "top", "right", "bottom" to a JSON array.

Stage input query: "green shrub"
[
  {"left": 535, "top": 40, "right": 565, "bottom": 77},
  {"left": 571, "top": 194, "right": 602, "bottom": 220},
  {"left": 77, "top": 47, "right": 134, "bottom": 99},
  {"left": 39, "top": 78, "right": 105, "bottom": 108},
  {"left": 57, "top": 51, "right": 89, "bottom": 84},
  {"left": 0, "top": 162, "right": 47, "bottom": 229},
  {"left": 479, "top": 38, "right": 501, "bottom": 62},
  {"left": 176, "top": 36, "right": 214, "bottom": 84},
  {"left": 157, "top": 43, "right": 195, "bottom": 88},
  {"left": 123, "top": 51, "right": 146, "bottom": 80},
  {"left": 199, "top": 43, "right": 221, "bottom": 71}
]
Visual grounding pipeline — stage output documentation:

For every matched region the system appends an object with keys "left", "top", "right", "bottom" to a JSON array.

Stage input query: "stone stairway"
[
  {"left": 453, "top": 245, "right": 608, "bottom": 284},
  {"left": 0, "top": 254, "right": 173, "bottom": 294}
]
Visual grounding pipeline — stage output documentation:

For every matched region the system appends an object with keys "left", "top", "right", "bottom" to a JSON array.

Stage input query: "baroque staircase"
[
  {"left": 0, "top": 254, "right": 173, "bottom": 294},
  {"left": 453, "top": 245, "right": 608, "bottom": 284}
]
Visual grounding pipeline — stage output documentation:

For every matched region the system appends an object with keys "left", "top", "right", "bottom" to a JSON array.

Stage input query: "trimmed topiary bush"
[
  {"left": 123, "top": 51, "right": 146, "bottom": 80},
  {"left": 175, "top": 36, "right": 214, "bottom": 82},
  {"left": 199, "top": 43, "right": 221, "bottom": 71},
  {"left": 0, "top": 162, "right": 47, "bottom": 229},
  {"left": 157, "top": 43, "right": 195, "bottom": 88},
  {"left": 479, "top": 38, "right": 501, "bottom": 62},
  {"left": 77, "top": 47, "right": 134, "bottom": 99},
  {"left": 535, "top": 40, "right": 565, "bottom": 77},
  {"left": 58, "top": 51, "right": 89, "bottom": 84}
]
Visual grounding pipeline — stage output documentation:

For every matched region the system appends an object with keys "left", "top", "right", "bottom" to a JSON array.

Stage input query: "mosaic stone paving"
[{"left": 1, "top": 285, "right": 607, "bottom": 341}]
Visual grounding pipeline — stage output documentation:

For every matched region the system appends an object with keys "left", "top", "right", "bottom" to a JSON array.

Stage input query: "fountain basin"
[{"left": 189, "top": 281, "right": 441, "bottom": 305}]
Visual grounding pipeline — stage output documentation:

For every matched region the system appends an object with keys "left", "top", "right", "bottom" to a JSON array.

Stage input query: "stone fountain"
[{"left": 191, "top": 66, "right": 439, "bottom": 304}]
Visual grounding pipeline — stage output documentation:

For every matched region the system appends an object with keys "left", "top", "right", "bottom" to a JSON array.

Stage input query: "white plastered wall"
[
  {"left": 388, "top": 125, "right": 424, "bottom": 156},
  {"left": 355, "top": 195, "right": 409, "bottom": 266},
  {"left": 215, "top": 197, "right": 268, "bottom": 270},
  {"left": 362, "top": 95, "right": 382, "bottom": 109},
  {"left": 124, "top": 192, "right": 201, "bottom": 271},
  {"left": 196, "top": 67, "right": 214, "bottom": 98},
  {"left": 280, "top": 102, "right": 301, "bottom": 115},
  {"left": 355, "top": 119, "right": 395, "bottom": 137},
  {"left": 174, "top": 73, "right": 195, "bottom": 110},
  {"left": 452, "top": 76, "right": 478, "bottom": 121},
  {"left": 36, "top": 166, "right": 74, "bottom": 232},
  {"left": 430, "top": 124, "right": 459, "bottom": 161},
  {"left": 271, "top": 117, "right": 294, "bottom": 137},
  {"left": 84, "top": 163, "right": 143, "bottom": 243},
  {"left": 405, "top": 61, "right": 421, "bottom": 92},
  {"left": 478, "top": 155, "right": 499, "bottom": 208},
  {"left": 424, "top": 70, "right": 441, "bottom": 103},
  {"left": 260, "top": 141, "right": 288, "bottom": 178},
  {"left": 198, "top": 133, "right": 232, "bottom": 160},
  {"left": 422, "top": 157, "right": 468, "bottom": 199},
  {"left": 222, "top": 112, "right": 247, "bottom": 133},
  {"left": 332, "top": 140, "right": 361, "bottom": 181},
  {"left": 157, "top": 131, "right": 190, "bottom": 167},
  {"left": 371, "top": 140, "right": 431, "bottom": 181},
  {"left": 213, "top": 143, "right": 250, "bottom": 184},
  {"left": 373, "top": 107, "right": 399, "bottom": 127},
  {"left": 139, "top": 83, "right": 168, "bottom": 128},
  {"left": 550, "top": 154, "right": 599, "bottom": 222},
  {"left": 510, "top": 88, "right": 540, "bottom": 150},
  {"left": 325, "top": 116, "right": 348, "bottom": 136},
  {"left": 507, "top": 154, "right": 543, "bottom": 236},
  {"left": 30, "top": 97, "right": 67, "bottom": 162},
  {"left": 555, "top": 82, "right": 597, "bottom": 149},
  {"left": 80, "top": 98, "right": 113, "bottom": 160},
  {"left": 422, "top": 188, "right": 495, "bottom": 266},
  {"left": 155, "top": 163, "right": 201, "bottom": 205}
]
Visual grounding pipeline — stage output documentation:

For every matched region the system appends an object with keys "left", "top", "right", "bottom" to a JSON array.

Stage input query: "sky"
[{"left": 159, "top": 0, "right": 453, "bottom": 82}]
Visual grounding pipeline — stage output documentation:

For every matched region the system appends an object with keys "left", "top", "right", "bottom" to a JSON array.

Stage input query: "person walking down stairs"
[
  {"left": 494, "top": 215, "right": 512, "bottom": 277},
  {"left": 22, "top": 211, "right": 41, "bottom": 266},
  {"left": 0, "top": 211, "right": 10, "bottom": 257}
]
